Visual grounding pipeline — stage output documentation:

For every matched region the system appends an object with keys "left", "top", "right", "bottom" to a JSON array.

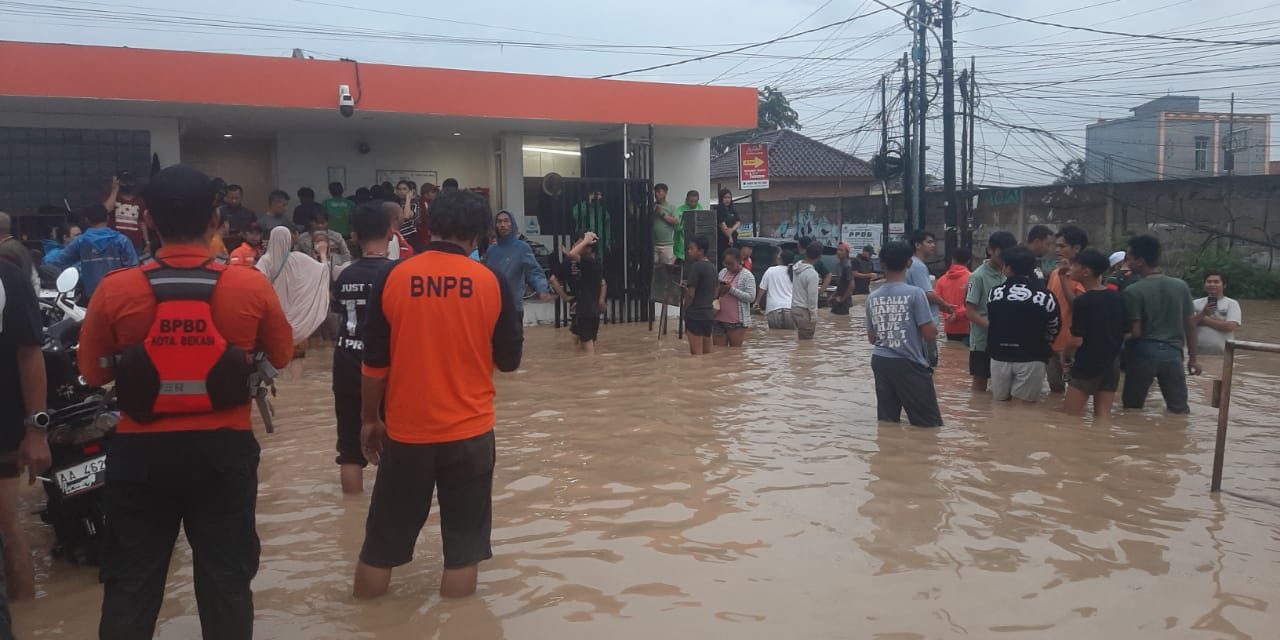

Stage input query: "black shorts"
[
  {"left": 571, "top": 313, "right": 600, "bottom": 343},
  {"left": 334, "top": 392, "right": 366, "bottom": 467},
  {"left": 1069, "top": 366, "right": 1121, "bottom": 394},
  {"left": 685, "top": 314, "right": 712, "bottom": 337},
  {"left": 969, "top": 350, "right": 992, "bottom": 378},
  {"left": 712, "top": 320, "right": 745, "bottom": 335},
  {"left": 360, "top": 430, "right": 496, "bottom": 570},
  {"left": 946, "top": 333, "right": 969, "bottom": 342}
]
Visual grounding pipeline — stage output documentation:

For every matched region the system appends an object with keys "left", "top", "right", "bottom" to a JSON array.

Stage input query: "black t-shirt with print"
[
  {"left": 0, "top": 260, "right": 42, "bottom": 450},
  {"left": 556, "top": 255, "right": 603, "bottom": 319},
  {"left": 1070, "top": 288, "right": 1128, "bottom": 378},
  {"left": 331, "top": 257, "right": 392, "bottom": 392},
  {"left": 986, "top": 276, "right": 1061, "bottom": 363}
]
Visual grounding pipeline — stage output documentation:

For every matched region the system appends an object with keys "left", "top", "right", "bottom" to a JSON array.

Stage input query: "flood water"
[{"left": 13, "top": 300, "right": 1280, "bottom": 639}]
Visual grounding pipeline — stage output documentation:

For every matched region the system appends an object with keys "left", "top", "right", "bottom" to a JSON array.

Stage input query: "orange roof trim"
[{"left": 0, "top": 40, "right": 758, "bottom": 130}]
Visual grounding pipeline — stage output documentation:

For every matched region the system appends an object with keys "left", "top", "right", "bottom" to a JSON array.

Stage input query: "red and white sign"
[{"left": 738, "top": 143, "right": 770, "bottom": 190}]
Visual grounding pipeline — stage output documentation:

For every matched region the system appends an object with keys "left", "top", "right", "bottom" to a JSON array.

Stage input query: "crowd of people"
[
  {"left": 654, "top": 176, "right": 1240, "bottom": 427},
  {"left": 676, "top": 212, "right": 1240, "bottom": 427},
  {"left": 0, "top": 167, "right": 1250, "bottom": 638}
]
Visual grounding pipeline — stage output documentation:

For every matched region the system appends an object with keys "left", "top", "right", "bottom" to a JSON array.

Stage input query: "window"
[{"left": 1194, "top": 136, "right": 1210, "bottom": 171}]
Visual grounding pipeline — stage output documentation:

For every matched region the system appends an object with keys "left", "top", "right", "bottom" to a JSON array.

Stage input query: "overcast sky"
[{"left": 3, "top": 0, "right": 1276, "bottom": 186}]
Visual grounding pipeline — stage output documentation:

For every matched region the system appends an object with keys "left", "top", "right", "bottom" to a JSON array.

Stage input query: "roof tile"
[{"left": 710, "top": 129, "right": 873, "bottom": 179}]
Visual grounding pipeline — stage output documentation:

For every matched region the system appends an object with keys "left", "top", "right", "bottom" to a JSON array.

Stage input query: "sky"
[{"left": 3, "top": 0, "right": 1277, "bottom": 187}]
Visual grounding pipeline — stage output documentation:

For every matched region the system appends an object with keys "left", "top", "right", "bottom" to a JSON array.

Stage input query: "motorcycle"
[
  {"left": 37, "top": 266, "right": 86, "bottom": 325},
  {"left": 39, "top": 304, "right": 116, "bottom": 565}
]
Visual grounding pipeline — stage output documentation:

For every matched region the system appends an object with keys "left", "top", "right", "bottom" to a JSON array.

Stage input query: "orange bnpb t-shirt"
[{"left": 362, "top": 242, "right": 523, "bottom": 444}]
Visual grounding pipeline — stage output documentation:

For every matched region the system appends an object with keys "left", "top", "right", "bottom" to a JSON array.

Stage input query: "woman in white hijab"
[{"left": 257, "top": 225, "right": 331, "bottom": 348}]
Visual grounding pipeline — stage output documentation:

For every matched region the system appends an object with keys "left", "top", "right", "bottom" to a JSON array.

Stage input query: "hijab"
[{"left": 256, "top": 225, "right": 330, "bottom": 343}]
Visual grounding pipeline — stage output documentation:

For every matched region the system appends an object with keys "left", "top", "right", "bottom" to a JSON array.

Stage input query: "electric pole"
[
  {"left": 914, "top": 0, "right": 929, "bottom": 232},
  {"left": 901, "top": 52, "right": 914, "bottom": 233},
  {"left": 880, "top": 73, "right": 891, "bottom": 245},
  {"left": 942, "top": 0, "right": 957, "bottom": 263},
  {"left": 959, "top": 67, "right": 969, "bottom": 250}
]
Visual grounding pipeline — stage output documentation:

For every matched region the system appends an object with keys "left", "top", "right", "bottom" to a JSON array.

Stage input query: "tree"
[
  {"left": 712, "top": 86, "right": 801, "bottom": 155},
  {"left": 1054, "top": 159, "right": 1085, "bottom": 185}
]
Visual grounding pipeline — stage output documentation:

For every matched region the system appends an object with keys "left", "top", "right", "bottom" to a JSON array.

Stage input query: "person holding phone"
[{"left": 1193, "top": 270, "right": 1241, "bottom": 355}]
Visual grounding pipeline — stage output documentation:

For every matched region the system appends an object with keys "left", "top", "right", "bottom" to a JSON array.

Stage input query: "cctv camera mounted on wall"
[{"left": 338, "top": 84, "right": 355, "bottom": 117}]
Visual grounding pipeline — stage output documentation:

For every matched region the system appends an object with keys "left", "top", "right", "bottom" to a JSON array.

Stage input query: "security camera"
[{"left": 338, "top": 84, "right": 354, "bottom": 118}]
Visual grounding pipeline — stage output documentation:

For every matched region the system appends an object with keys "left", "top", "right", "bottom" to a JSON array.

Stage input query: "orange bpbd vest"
[{"left": 115, "top": 258, "right": 253, "bottom": 423}]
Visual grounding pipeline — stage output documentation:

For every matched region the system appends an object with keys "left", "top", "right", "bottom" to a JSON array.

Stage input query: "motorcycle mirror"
[{"left": 56, "top": 268, "right": 80, "bottom": 294}]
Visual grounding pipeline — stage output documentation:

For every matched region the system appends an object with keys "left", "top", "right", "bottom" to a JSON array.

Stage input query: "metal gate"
[{"left": 528, "top": 128, "right": 654, "bottom": 327}]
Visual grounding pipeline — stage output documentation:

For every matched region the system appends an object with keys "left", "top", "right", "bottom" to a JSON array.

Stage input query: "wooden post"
[{"left": 1211, "top": 342, "right": 1236, "bottom": 492}]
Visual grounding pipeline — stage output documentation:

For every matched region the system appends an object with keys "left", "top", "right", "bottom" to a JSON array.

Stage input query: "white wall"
[
  {"left": 274, "top": 132, "right": 492, "bottom": 197},
  {"left": 498, "top": 133, "right": 525, "bottom": 224},
  {"left": 2, "top": 111, "right": 181, "bottom": 167},
  {"left": 653, "top": 133, "right": 711, "bottom": 202}
]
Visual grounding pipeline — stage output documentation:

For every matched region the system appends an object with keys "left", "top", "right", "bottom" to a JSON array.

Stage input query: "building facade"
[
  {"left": 1085, "top": 96, "right": 1271, "bottom": 183},
  {"left": 0, "top": 41, "right": 755, "bottom": 242}
]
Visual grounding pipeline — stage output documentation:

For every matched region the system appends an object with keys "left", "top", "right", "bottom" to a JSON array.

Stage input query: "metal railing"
[{"left": 1211, "top": 339, "right": 1280, "bottom": 492}]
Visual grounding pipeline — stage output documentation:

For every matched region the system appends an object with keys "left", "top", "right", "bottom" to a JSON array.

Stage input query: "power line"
[
  {"left": 594, "top": 3, "right": 903, "bottom": 79},
  {"left": 959, "top": 2, "right": 1280, "bottom": 46}
]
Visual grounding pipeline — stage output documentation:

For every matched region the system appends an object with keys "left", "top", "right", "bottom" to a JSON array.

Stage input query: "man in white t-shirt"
[
  {"left": 755, "top": 249, "right": 796, "bottom": 329},
  {"left": 1193, "top": 271, "right": 1242, "bottom": 355}
]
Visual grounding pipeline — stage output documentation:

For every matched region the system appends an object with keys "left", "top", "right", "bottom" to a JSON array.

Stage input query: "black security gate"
[{"left": 523, "top": 128, "right": 654, "bottom": 327}]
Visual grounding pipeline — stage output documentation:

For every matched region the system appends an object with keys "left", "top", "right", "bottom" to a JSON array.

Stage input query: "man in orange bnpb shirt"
[
  {"left": 79, "top": 165, "right": 293, "bottom": 640},
  {"left": 353, "top": 189, "right": 523, "bottom": 601}
]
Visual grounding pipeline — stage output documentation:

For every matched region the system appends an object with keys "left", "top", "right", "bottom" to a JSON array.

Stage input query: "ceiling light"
[
  {"left": 222, "top": 133, "right": 233, "bottom": 138},
  {"left": 452, "top": 132, "right": 463, "bottom": 136},
  {"left": 524, "top": 146, "right": 581, "bottom": 157}
]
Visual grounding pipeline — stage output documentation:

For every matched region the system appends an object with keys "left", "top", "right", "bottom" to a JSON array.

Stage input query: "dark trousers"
[
  {"left": 872, "top": 355, "right": 943, "bottom": 427},
  {"left": 1122, "top": 340, "right": 1189, "bottom": 414},
  {"left": 0, "top": 535, "right": 12, "bottom": 640},
  {"left": 100, "top": 430, "right": 261, "bottom": 640}
]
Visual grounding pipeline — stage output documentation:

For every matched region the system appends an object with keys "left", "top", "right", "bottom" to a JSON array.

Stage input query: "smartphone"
[{"left": 1207, "top": 295, "right": 1218, "bottom": 308}]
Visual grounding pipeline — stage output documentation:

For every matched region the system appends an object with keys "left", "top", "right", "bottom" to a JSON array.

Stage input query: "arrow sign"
[{"left": 738, "top": 143, "right": 770, "bottom": 190}]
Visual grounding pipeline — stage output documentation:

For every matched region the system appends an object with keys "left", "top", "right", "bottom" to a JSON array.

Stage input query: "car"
[
  {"left": 735, "top": 237, "right": 799, "bottom": 284},
  {"left": 734, "top": 237, "right": 841, "bottom": 307}
]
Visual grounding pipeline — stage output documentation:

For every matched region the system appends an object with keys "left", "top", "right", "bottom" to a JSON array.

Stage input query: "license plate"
[{"left": 54, "top": 455, "right": 106, "bottom": 498}]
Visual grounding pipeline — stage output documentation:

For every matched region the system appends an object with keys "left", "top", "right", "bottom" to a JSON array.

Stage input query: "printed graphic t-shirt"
[{"left": 866, "top": 281, "right": 934, "bottom": 369}]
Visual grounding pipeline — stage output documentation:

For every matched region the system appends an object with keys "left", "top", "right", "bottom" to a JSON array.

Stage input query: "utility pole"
[
  {"left": 901, "top": 52, "right": 914, "bottom": 233},
  {"left": 959, "top": 67, "right": 969, "bottom": 249},
  {"left": 965, "top": 56, "right": 976, "bottom": 250},
  {"left": 914, "top": 0, "right": 929, "bottom": 232},
  {"left": 880, "top": 73, "right": 891, "bottom": 245},
  {"left": 941, "top": 0, "right": 957, "bottom": 263}
]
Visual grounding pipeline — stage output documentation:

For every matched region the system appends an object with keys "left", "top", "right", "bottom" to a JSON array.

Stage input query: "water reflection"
[
  {"left": 11, "top": 301, "right": 1280, "bottom": 638},
  {"left": 858, "top": 425, "right": 947, "bottom": 574}
]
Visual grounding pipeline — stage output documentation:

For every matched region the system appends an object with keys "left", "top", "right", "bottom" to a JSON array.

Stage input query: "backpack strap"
[{"left": 143, "top": 257, "right": 223, "bottom": 303}]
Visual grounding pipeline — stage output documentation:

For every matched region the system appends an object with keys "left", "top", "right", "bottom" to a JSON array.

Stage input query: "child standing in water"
[
  {"left": 330, "top": 204, "right": 392, "bottom": 493},
  {"left": 1062, "top": 248, "right": 1128, "bottom": 417},
  {"left": 550, "top": 232, "right": 607, "bottom": 354},
  {"left": 865, "top": 241, "right": 943, "bottom": 427}
]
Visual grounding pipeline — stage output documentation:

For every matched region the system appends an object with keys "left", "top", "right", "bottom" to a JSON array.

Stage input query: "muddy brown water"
[{"left": 12, "top": 301, "right": 1280, "bottom": 639}]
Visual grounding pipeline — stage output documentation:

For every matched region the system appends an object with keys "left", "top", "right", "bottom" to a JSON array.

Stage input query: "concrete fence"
[{"left": 754, "top": 174, "right": 1280, "bottom": 269}]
